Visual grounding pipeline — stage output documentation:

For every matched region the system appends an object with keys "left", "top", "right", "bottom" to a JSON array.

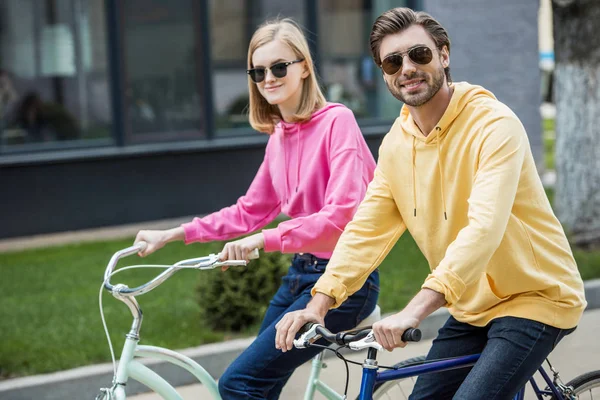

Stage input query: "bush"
[{"left": 196, "top": 252, "right": 292, "bottom": 331}]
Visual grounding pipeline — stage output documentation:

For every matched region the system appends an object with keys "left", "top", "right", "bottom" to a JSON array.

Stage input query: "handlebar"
[
  {"left": 294, "top": 323, "right": 421, "bottom": 351},
  {"left": 103, "top": 242, "right": 260, "bottom": 297}
]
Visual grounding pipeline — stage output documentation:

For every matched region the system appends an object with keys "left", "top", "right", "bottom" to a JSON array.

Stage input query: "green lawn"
[{"left": 544, "top": 118, "right": 555, "bottom": 171}]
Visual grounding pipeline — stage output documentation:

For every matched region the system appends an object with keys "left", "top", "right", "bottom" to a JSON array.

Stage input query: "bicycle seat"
[{"left": 355, "top": 304, "right": 381, "bottom": 329}]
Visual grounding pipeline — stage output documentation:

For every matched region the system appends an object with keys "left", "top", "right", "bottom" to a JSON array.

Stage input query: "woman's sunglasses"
[
  {"left": 247, "top": 59, "right": 304, "bottom": 83},
  {"left": 380, "top": 46, "right": 434, "bottom": 76}
]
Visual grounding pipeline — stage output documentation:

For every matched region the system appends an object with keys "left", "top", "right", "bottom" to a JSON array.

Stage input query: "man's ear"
[{"left": 440, "top": 46, "right": 450, "bottom": 68}]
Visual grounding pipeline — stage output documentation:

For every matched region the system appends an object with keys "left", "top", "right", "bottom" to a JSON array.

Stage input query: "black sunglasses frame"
[
  {"left": 380, "top": 46, "right": 434, "bottom": 76},
  {"left": 247, "top": 59, "right": 304, "bottom": 83}
]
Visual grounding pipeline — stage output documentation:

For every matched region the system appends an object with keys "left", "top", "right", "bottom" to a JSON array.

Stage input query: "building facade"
[{"left": 0, "top": 0, "right": 542, "bottom": 239}]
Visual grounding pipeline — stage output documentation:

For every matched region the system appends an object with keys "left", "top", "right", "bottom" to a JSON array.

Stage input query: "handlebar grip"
[
  {"left": 136, "top": 241, "right": 148, "bottom": 252},
  {"left": 248, "top": 248, "right": 260, "bottom": 260},
  {"left": 401, "top": 328, "right": 422, "bottom": 342}
]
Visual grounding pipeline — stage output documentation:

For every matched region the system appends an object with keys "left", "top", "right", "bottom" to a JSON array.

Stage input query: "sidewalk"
[{"left": 0, "top": 216, "right": 194, "bottom": 253}]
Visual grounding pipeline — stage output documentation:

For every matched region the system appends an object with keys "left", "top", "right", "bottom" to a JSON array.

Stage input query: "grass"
[{"left": 0, "top": 230, "right": 427, "bottom": 378}]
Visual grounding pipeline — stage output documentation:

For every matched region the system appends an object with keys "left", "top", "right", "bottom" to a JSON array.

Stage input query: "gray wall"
[
  {"left": 424, "top": 0, "right": 543, "bottom": 169},
  {"left": 0, "top": 133, "right": 386, "bottom": 239}
]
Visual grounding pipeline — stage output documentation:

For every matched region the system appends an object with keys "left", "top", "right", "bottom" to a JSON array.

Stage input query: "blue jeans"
[
  {"left": 410, "top": 315, "right": 575, "bottom": 400},
  {"left": 218, "top": 253, "right": 380, "bottom": 400}
]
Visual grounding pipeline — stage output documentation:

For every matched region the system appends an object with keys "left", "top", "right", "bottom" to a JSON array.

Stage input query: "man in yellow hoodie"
[{"left": 274, "top": 7, "right": 587, "bottom": 399}]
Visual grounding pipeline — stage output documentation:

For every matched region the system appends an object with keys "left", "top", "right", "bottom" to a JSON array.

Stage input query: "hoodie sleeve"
[
  {"left": 421, "top": 116, "right": 527, "bottom": 305},
  {"left": 312, "top": 163, "right": 407, "bottom": 308},
  {"left": 181, "top": 144, "right": 281, "bottom": 244},
  {"left": 262, "top": 112, "right": 374, "bottom": 254}
]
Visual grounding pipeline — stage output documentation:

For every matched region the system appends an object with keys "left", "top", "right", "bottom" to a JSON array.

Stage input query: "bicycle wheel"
[
  {"left": 552, "top": 370, "right": 600, "bottom": 399},
  {"left": 357, "top": 356, "right": 426, "bottom": 400}
]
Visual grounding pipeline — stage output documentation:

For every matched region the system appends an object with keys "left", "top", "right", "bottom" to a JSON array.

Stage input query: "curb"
[{"left": 2, "top": 279, "right": 599, "bottom": 399}]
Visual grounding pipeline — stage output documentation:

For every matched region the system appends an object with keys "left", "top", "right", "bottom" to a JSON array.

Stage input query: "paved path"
[{"left": 130, "top": 308, "right": 600, "bottom": 400}]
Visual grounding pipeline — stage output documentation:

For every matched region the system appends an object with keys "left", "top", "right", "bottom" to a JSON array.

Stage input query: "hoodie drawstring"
[
  {"left": 296, "top": 125, "right": 300, "bottom": 193},
  {"left": 412, "top": 127, "right": 448, "bottom": 221},
  {"left": 282, "top": 124, "right": 301, "bottom": 204},
  {"left": 412, "top": 136, "right": 417, "bottom": 217},
  {"left": 435, "top": 127, "right": 448, "bottom": 221}
]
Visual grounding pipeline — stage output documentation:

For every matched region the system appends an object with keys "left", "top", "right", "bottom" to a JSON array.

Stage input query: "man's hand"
[
  {"left": 372, "top": 311, "right": 420, "bottom": 351},
  {"left": 373, "top": 288, "right": 446, "bottom": 351},
  {"left": 219, "top": 233, "right": 264, "bottom": 270},
  {"left": 275, "top": 293, "right": 335, "bottom": 352}
]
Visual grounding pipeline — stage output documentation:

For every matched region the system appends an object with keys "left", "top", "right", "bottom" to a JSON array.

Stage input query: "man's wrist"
[
  {"left": 307, "top": 292, "right": 335, "bottom": 318},
  {"left": 402, "top": 288, "right": 446, "bottom": 323}
]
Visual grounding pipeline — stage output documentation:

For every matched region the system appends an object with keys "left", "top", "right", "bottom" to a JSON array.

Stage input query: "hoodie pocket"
[{"left": 459, "top": 274, "right": 510, "bottom": 314}]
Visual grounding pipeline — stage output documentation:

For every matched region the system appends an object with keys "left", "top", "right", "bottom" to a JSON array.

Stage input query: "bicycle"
[
  {"left": 94, "top": 242, "right": 382, "bottom": 400},
  {"left": 293, "top": 323, "right": 600, "bottom": 400}
]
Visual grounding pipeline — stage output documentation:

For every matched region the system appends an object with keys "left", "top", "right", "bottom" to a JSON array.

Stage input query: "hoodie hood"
[
  {"left": 397, "top": 82, "right": 497, "bottom": 220},
  {"left": 399, "top": 82, "right": 497, "bottom": 142},
  {"left": 279, "top": 102, "right": 347, "bottom": 133}
]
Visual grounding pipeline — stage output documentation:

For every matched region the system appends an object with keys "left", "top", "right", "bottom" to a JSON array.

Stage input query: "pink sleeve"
[
  {"left": 262, "top": 114, "right": 375, "bottom": 253},
  {"left": 181, "top": 147, "right": 281, "bottom": 244}
]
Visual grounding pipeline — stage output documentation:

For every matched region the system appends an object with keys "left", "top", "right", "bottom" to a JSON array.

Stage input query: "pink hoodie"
[{"left": 181, "top": 103, "right": 376, "bottom": 259}]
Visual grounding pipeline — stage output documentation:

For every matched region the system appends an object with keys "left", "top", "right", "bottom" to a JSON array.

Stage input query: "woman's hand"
[
  {"left": 219, "top": 233, "right": 265, "bottom": 266},
  {"left": 134, "top": 227, "right": 184, "bottom": 257}
]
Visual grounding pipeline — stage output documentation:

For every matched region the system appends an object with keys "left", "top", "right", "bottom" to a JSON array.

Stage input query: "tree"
[{"left": 552, "top": 0, "right": 600, "bottom": 247}]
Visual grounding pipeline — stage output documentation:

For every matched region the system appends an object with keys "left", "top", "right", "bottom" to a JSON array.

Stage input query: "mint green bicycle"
[{"left": 95, "top": 242, "right": 382, "bottom": 399}]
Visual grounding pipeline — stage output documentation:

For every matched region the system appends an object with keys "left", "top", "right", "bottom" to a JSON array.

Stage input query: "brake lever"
[
  {"left": 192, "top": 254, "right": 246, "bottom": 270},
  {"left": 293, "top": 323, "right": 322, "bottom": 349},
  {"left": 349, "top": 331, "right": 384, "bottom": 351},
  {"left": 191, "top": 249, "right": 260, "bottom": 270}
]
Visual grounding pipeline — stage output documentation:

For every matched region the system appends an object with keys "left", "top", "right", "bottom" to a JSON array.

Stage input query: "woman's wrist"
[{"left": 164, "top": 227, "right": 185, "bottom": 243}]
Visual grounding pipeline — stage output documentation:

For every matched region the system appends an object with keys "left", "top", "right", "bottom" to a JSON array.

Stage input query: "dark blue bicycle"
[{"left": 294, "top": 323, "right": 600, "bottom": 400}]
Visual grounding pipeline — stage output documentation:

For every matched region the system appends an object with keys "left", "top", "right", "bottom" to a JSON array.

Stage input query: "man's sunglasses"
[
  {"left": 247, "top": 59, "right": 304, "bottom": 83},
  {"left": 380, "top": 46, "right": 434, "bottom": 76}
]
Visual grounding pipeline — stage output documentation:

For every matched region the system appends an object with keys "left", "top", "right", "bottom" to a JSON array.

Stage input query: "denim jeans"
[
  {"left": 218, "top": 253, "right": 380, "bottom": 400},
  {"left": 409, "top": 315, "right": 576, "bottom": 400}
]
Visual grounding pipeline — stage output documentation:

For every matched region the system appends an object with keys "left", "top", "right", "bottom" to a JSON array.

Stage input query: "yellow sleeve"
[
  {"left": 312, "top": 164, "right": 406, "bottom": 308},
  {"left": 422, "top": 116, "right": 527, "bottom": 305}
]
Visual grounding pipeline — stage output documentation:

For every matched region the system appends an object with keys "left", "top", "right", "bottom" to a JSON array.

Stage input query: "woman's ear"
[{"left": 301, "top": 65, "right": 310, "bottom": 79}]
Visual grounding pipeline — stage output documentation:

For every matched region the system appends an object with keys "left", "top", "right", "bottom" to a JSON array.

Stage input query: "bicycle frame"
[
  {"left": 357, "top": 349, "right": 570, "bottom": 400},
  {"left": 107, "top": 335, "right": 221, "bottom": 400},
  {"left": 303, "top": 352, "right": 346, "bottom": 400}
]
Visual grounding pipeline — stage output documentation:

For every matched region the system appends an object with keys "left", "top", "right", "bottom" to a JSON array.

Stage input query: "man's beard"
[{"left": 386, "top": 67, "right": 445, "bottom": 107}]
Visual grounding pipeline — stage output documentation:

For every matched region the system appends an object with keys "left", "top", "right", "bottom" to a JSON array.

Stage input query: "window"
[
  {"left": 0, "top": 0, "right": 112, "bottom": 152},
  {"left": 210, "top": 0, "right": 305, "bottom": 136},
  {"left": 318, "top": 0, "right": 404, "bottom": 122},
  {"left": 123, "top": 0, "right": 203, "bottom": 140}
]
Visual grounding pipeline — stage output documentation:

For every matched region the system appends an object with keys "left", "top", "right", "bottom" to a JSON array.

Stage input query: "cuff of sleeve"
[
  {"left": 311, "top": 274, "right": 348, "bottom": 309},
  {"left": 262, "top": 228, "right": 282, "bottom": 253},
  {"left": 181, "top": 222, "right": 201, "bottom": 245},
  {"left": 421, "top": 269, "right": 466, "bottom": 306}
]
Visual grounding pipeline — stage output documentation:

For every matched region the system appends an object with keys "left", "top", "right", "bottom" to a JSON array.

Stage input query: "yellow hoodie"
[{"left": 313, "top": 82, "right": 586, "bottom": 329}]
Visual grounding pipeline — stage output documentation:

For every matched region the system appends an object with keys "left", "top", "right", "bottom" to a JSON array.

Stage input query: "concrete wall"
[{"left": 424, "top": 0, "right": 543, "bottom": 169}]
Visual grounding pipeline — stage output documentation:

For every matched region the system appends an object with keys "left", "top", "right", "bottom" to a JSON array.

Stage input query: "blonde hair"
[{"left": 247, "top": 18, "right": 326, "bottom": 134}]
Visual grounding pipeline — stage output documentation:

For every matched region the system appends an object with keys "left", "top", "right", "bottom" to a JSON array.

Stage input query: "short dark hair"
[{"left": 370, "top": 7, "right": 452, "bottom": 83}]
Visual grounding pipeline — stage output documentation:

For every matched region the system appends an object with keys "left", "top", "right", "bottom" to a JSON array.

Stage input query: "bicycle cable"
[{"left": 99, "top": 264, "right": 206, "bottom": 379}]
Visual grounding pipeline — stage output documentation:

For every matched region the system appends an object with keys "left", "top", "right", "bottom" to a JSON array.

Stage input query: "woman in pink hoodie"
[{"left": 134, "top": 18, "right": 378, "bottom": 399}]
